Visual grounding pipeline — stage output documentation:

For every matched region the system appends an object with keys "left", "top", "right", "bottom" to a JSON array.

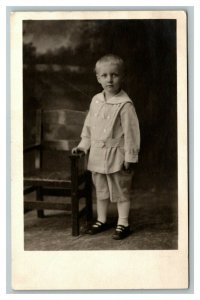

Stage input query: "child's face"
[{"left": 96, "top": 62, "right": 123, "bottom": 96}]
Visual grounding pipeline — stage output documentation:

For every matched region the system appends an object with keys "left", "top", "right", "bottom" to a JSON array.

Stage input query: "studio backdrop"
[{"left": 23, "top": 19, "right": 177, "bottom": 191}]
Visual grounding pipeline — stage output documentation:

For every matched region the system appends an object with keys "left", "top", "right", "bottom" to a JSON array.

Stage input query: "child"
[{"left": 72, "top": 54, "right": 140, "bottom": 240}]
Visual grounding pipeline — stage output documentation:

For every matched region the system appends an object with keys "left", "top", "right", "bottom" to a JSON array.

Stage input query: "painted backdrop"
[{"left": 23, "top": 19, "right": 177, "bottom": 190}]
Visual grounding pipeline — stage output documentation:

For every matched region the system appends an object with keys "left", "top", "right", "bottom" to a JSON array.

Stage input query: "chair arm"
[{"left": 24, "top": 143, "right": 41, "bottom": 153}]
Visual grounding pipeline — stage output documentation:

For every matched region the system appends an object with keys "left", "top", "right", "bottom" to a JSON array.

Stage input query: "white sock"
[
  {"left": 117, "top": 201, "right": 131, "bottom": 227},
  {"left": 97, "top": 199, "right": 109, "bottom": 224}
]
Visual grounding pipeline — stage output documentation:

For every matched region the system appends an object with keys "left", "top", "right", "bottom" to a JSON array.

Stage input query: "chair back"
[
  {"left": 34, "top": 109, "right": 87, "bottom": 171},
  {"left": 40, "top": 109, "right": 87, "bottom": 151}
]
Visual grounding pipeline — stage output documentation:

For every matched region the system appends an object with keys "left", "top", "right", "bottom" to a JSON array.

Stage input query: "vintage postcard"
[{"left": 11, "top": 10, "right": 188, "bottom": 289}]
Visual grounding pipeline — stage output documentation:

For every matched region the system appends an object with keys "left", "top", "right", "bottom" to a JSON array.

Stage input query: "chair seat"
[{"left": 24, "top": 169, "right": 71, "bottom": 187}]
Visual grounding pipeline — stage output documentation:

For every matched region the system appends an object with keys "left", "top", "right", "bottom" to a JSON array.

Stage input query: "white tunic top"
[{"left": 78, "top": 89, "right": 140, "bottom": 174}]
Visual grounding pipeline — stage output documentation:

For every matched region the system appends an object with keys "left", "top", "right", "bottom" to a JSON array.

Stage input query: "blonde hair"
[{"left": 95, "top": 54, "right": 125, "bottom": 74}]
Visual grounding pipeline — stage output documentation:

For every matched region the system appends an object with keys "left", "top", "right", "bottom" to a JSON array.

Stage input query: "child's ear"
[{"left": 96, "top": 74, "right": 101, "bottom": 84}]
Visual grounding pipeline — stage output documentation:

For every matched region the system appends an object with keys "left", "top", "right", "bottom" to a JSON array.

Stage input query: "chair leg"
[
  {"left": 36, "top": 187, "right": 45, "bottom": 218},
  {"left": 85, "top": 172, "right": 93, "bottom": 223},
  {"left": 71, "top": 192, "right": 79, "bottom": 236}
]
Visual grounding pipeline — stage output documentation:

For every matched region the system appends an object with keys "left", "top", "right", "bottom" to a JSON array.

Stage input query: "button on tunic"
[{"left": 78, "top": 89, "right": 140, "bottom": 174}]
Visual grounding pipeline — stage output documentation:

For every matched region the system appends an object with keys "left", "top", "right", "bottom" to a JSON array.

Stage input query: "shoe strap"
[
  {"left": 116, "top": 225, "right": 126, "bottom": 232},
  {"left": 92, "top": 220, "right": 105, "bottom": 228}
]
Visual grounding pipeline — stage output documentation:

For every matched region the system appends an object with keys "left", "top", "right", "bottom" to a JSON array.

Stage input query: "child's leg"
[
  {"left": 117, "top": 200, "right": 131, "bottom": 227},
  {"left": 112, "top": 200, "right": 131, "bottom": 239},
  {"left": 86, "top": 173, "right": 110, "bottom": 234},
  {"left": 96, "top": 199, "right": 109, "bottom": 224},
  {"left": 107, "top": 171, "right": 133, "bottom": 227},
  {"left": 117, "top": 201, "right": 131, "bottom": 226},
  {"left": 92, "top": 172, "right": 110, "bottom": 224}
]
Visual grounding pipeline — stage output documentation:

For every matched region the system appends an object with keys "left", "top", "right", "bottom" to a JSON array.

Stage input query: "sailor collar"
[{"left": 95, "top": 89, "right": 132, "bottom": 105}]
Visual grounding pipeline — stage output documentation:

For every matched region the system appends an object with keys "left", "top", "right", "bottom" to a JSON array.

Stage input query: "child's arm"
[
  {"left": 120, "top": 102, "right": 140, "bottom": 165},
  {"left": 72, "top": 110, "right": 91, "bottom": 154}
]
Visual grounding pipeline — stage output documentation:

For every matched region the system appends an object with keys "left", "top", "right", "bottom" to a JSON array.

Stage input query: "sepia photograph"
[{"left": 11, "top": 10, "right": 188, "bottom": 289}]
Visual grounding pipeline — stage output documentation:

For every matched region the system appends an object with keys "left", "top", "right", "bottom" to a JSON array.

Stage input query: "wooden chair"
[{"left": 23, "top": 109, "right": 93, "bottom": 236}]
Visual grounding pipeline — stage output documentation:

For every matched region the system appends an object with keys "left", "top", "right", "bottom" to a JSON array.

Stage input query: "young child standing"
[{"left": 72, "top": 54, "right": 140, "bottom": 239}]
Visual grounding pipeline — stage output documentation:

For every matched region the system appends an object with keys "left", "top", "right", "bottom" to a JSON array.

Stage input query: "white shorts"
[{"left": 92, "top": 170, "right": 133, "bottom": 203}]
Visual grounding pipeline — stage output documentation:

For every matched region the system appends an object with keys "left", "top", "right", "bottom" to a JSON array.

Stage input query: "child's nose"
[{"left": 107, "top": 75, "right": 113, "bottom": 82}]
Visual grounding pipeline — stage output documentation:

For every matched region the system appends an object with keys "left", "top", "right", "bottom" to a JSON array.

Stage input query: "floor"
[{"left": 24, "top": 188, "right": 178, "bottom": 251}]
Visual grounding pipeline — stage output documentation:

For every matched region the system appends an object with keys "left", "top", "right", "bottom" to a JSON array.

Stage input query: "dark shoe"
[
  {"left": 112, "top": 225, "right": 131, "bottom": 240},
  {"left": 85, "top": 220, "right": 108, "bottom": 235}
]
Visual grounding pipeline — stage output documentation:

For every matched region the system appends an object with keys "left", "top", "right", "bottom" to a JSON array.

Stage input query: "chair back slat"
[
  {"left": 41, "top": 109, "right": 87, "bottom": 150},
  {"left": 42, "top": 139, "right": 80, "bottom": 151}
]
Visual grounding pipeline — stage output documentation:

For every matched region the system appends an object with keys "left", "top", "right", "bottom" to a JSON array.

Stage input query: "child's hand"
[
  {"left": 123, "top": 162, "right": 134, "bottom": 172},
  {"left": 71, "top": 147, "right": 85, "bottom": 155},
  {"left": 123, "top": 162, "right": 130, "bottom": 170}
]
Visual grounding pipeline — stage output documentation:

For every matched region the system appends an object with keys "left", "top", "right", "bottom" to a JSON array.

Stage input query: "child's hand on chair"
[{"left": 71, "top": 147, "right": 85, "bottom": 155}]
